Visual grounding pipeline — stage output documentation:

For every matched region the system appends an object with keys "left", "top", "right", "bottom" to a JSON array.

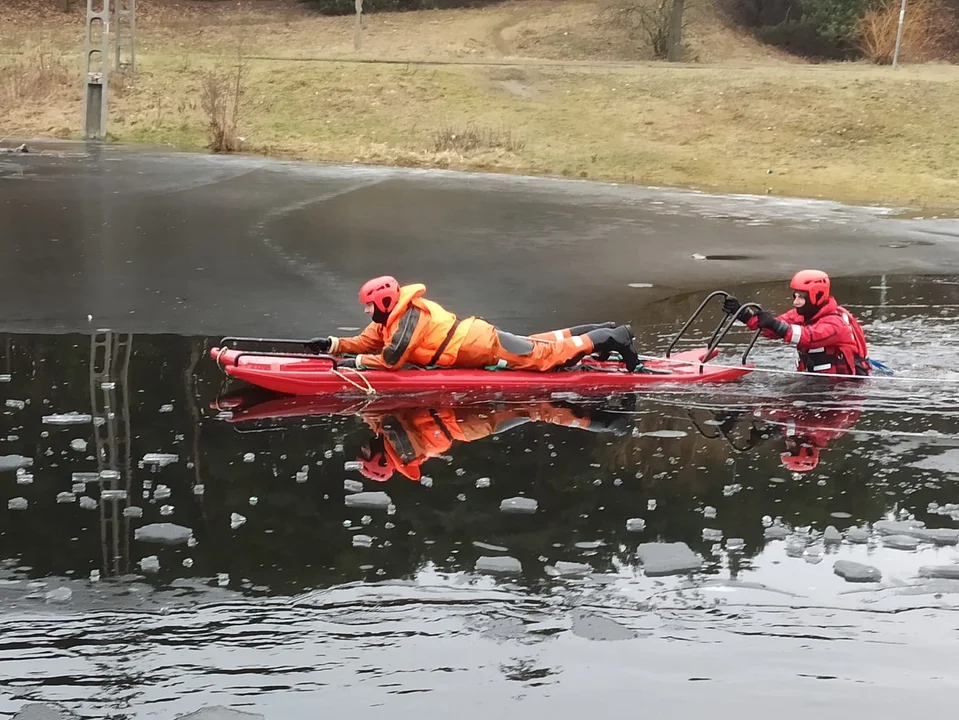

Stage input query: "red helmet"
[
  {"left": 358, "top": 448, "right": 395, "bottom": 482},
  {"left": 781, "top": 445, "right": 819, "bottom": 473},
  {"left": 359, "top": 276, "right": 400, "bottom": 316},
  {"left": 790, "top": 270, "right": 830, "bottom": 306}
]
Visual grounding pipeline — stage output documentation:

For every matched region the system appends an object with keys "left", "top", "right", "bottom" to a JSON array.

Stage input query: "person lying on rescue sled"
[
  {"left": 355, "top": 401, "right": 635, "bottom": 482},
  {"left": 724, "top": 269, "right": 870, "bottom": 377},
  {"left": 305, "top": 276, "right": 640, "bottom": 372}
]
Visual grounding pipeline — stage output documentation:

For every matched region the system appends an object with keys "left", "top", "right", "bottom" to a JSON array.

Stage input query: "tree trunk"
[{"left": 666, "top": 0, "right": 685, "bottom": 62}]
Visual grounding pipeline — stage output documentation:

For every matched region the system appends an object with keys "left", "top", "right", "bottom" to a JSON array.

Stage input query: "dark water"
[{"left": 2, "top": 275, "right": 959, "bottom": 718}]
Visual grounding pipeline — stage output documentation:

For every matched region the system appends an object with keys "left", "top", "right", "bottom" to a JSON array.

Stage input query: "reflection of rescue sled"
[
  {"left": 210, "top": 292, "right": 761, "bottom": 399},
  {"left": 210, "top": 386, "right": 636, "bottom": 428},
  {"left": 210, "top": 388, "right": 636, "bottom": 481}
]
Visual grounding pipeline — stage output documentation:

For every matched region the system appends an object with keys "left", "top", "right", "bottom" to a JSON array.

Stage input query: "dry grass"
[
  {"left": 2, "top": 0, "right": 959, "bottom": 210},
  {"left": 858, "top": 0, "right": 956, "bottom": 64},
  {"left": 1, "top": 43, "right": 74, "bottom": 104}
]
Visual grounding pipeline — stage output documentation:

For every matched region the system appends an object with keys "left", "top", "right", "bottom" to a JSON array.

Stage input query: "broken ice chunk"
[
  {"left": 499, "top": 497, "right": 538, "bottom": 514},
  {"left": 134, "top": 522, "right": 192, "bottom": 545},
  {"left": 42, "top": 412, "right": 92, "bottom": 425},
  {"left": 7, "top": 497, "right": 27, "bottom": 510},
  {"left": 101, "top": 489, "right": 127, "bottom": 501},
  {"left": 44, "top": 587, "right": 73, "bottom": 604},
  {"left": 230, "top": 513, "right": 247, "bottom": 529},
  {"left": 0, "top": 454, "right": 32, "bottom": 471},
  {"left": 70, "top": 438, "right": 88, "bottom": 452},
  {"left": 918, "top": 565, "right": 959, "bottom": 580},
  {"left": 56, "top": 492, "right": 76, "bottom": 503},
  {"left": 637, "top": 542, "right": 702, "bottom": 577},
  {"left": 823, "top": 525, "right": 842, "bottom": 544},
  {"left": 883, "top": 534, "right": 919, "bottom": 550},
  {"left": 726, "top": 538, "right": 745, "bottom": 552},
  {"left": 344, "top": 479, "right": 364, "bottom": 493},
  {"left": 552, "top": 561, "right": 592, "bottom": 576},
  {"left": 475, "top": 556, "right": 522, "bottom": 574},
  {"left": 78, "top": 496, "right": 98, "bottom": 510},
  {"left": 141, "top": 453, "right": 178, "bottom": 467},
  {"left": 626, "top": 518, "right": 646, "bottom": 532},
  {"left": 833, "top": 560, "right": 881, "bottom": 583},
  {"left": 345, "top": 492, "right": 392, "bottom": 510}
]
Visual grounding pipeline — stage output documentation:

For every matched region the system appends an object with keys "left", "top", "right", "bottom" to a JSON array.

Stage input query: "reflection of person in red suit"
[
  {"left": 356, "top": 401, "right": 633, "bottom": 482},
  {"left": 688, "top": 399, "right": 862, "bottom": 473},
  {"left": 754, "top": 404, "right": 862, "bottom": 473}
]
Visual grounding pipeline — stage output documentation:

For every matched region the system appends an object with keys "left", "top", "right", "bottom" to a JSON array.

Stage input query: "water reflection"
[{"left": 0, "top": 279, "right": 957, "bottom": 607}]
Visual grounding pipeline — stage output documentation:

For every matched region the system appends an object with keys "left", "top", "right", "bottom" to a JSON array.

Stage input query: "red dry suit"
[{"left": 747, "top": 297, "right": 870, "bottom": 376}]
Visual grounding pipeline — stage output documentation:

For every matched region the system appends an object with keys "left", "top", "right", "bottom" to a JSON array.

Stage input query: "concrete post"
[
  {"left": 114, "top": 0, "right": 136, "bottom": 73},
  {"left": 82, "top": 0, "right": 111, "bottom": 140},
  {"left": 354, "top": 0, "right": 363, "bottom": 51}
]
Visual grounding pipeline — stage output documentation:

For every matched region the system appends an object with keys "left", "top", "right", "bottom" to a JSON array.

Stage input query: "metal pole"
[
  {"left": 892, "top": 0, "right": 907, "bottom": 69},
  {"left": 82, "top": 0, "right": 111, "bottom": 139}
]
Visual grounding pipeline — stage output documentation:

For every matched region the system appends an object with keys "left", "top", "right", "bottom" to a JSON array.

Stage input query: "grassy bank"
[{"left": 2, "top": 0, "right": 958, "bottom": 210}]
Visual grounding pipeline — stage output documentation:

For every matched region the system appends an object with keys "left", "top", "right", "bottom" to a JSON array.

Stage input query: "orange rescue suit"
[{"left": 329, "top": 283, "right": 592, "bottom": 372}]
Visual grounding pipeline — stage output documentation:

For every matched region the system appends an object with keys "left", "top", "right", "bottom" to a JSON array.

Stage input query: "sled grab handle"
[
  {"left": 666, "top": 292, "right": 763, "bottom": 368},
  {"left": 703, "top": 302, "right": 764, "bottom": 370},
  {"left": 665, "top": 291, "right": 730, "bottom": 359}
]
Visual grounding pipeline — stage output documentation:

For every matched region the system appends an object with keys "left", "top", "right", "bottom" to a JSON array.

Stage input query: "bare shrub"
[
  {"left": 600, "top": 0, "right": 690, "bottom": 59},
  {"left": 200, "top": 51, "right": 249, "bottom": 153},
  {"left": 430, "top": 122, "right": 526, "bottom": 154},
  {"left": 858, "top": 0, "right": 955, "bottom": 63}
]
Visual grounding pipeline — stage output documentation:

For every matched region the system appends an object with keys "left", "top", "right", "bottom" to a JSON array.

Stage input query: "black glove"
[
  {"left": 723, "top": 296, "right": 742, "bottom": 315},
  {"left": 756, "top": 311, "right": 788, "bottom": 338},
  {"left": 724, "top": 296, "right": 758, "bottom": 320},
  {"left": 335, "top": 357, "right": 358, "bottom": 369},
  {"left": 305, "top": 336, "right": 332, "bottom": 354}
]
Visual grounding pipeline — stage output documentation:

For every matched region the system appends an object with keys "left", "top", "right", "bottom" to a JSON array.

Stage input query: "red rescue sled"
[{"left": 210, "top": 291, "right": 761, "bottom": 399}]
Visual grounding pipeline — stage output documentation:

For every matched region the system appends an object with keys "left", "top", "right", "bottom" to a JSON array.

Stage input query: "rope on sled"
[{"left": 331, "top": 366, "right": 377, "bottom": 395}]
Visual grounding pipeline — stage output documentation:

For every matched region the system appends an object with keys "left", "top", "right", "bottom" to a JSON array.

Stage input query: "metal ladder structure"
[
  {"left": 82, "top": 0, "right": 137, "bottom": 139},
  {"left": 90, "top": 329, "right": 134, "bottom": 578},
  {"left": 114, "top": 0, "right": 137, "bottom": 73}
]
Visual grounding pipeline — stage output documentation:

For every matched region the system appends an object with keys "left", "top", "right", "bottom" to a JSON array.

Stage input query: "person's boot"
[
  {"left": 570, "top": 322, "right": 618, "bottom": 361},
  {"left": 586, "top": 324, "right": 639, "bottom": 372},
  {"left": 568, "top": 321, "right": 617, "bottom": 336}
]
